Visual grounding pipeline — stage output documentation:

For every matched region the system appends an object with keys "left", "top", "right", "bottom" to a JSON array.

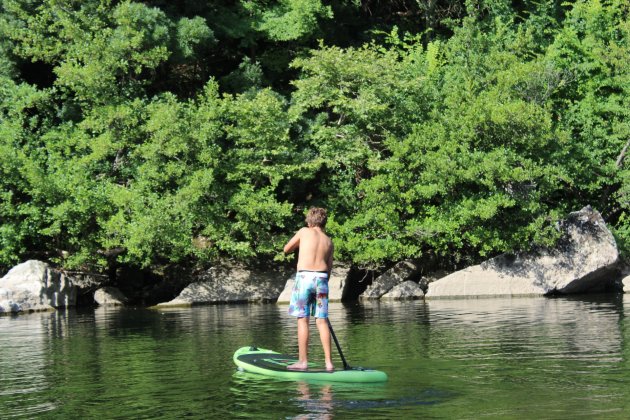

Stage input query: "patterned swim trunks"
[{"left": 288, "top": 271, "right": 329, "bottom": 319}]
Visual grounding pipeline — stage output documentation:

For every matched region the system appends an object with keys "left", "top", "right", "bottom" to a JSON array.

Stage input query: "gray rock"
[
  {"left": 427, "top": 206, "right": 619, "bottom": 298},
  {"left": 381, "top": 281, "right": 425, "bottom": 300},
  {"left": 622, "top": 276, "right": 630, "bottom": 293},
  {"left": 361, "top": 260, "right": 420, "bottom": 300},
  {"left": 276, "top": 276, "right": 295, "bottom": 304},
  {"left": 328, "top": 265, "right": 351, "bottom": 301},
  {"left": 416, "top": 270, "right": 451, "bottom": 293},
  {"left": 94, "top": 287, "right": 128, "bottom": 306},
  {"left": 155, "top": 263, "right": 291, "bottom": 307},
  {"left": 0, "top": 260, "right": 77, "bottom": 314},
  {"left": 65, "top": 271, "right": 109, "bottom": 290},
  {"left": 276, "top": 264, "right": 351, "bottom": 304}
]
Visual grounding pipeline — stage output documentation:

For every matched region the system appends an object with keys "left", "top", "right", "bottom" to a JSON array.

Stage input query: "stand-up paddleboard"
[{"left": 233, "top": 346, "right": 388, "bottom": 383}]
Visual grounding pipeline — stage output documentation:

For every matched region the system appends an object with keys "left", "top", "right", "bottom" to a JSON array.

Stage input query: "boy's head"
[{"left": 306, "top": 207, "right": 327, "bottom": 228}]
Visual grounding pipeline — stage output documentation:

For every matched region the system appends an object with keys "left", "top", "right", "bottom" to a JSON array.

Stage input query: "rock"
[
  {"left": 418, "top": 269, "right": 451, "bottom": 293},
  {"left": 94, "top": 287, "right": 128, "bottom": 306},
  {"left": 427, "top": 270, "right": 548, "bottom": 298},
  {"left": 622, "top": 276, "right": 630, "bottom": 293},
  {"left": 381, "top": 281, "right": 425, "bottom": 300},
  {"left": 0, "top": 260, "right": 77, "bottom": 314},
  {"left": 361, "top": 260, "right": 420, "bottom": 300},
  {"left": 276, "top": 265, "right": 352, "bottom": 304},
  {"left": 328, "top": 265, "right": 351, "bottom": 301},
  {"left": 64, "top": 270, "right": 110, "bottom": 306},
  {"left": 276, "top": 276, "right": 295, "bottom": 304},
  {"left": 64, "top": 271, "right": 109, "bottom": 290},
  {"left": 155, "top": 263, "right": 291, "bottom": 307},
  {"left": 427, "top": 206, "right": 619, "bottom": 298}
]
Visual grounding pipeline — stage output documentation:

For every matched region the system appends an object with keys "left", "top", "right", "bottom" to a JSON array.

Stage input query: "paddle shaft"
[{"left": 327, "top": 318, "right": 351, "bottom": 370}]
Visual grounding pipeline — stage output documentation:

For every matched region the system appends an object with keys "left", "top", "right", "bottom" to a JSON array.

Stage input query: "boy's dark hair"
[{"left": 306, "top": 207, "right": 327, "bottom": 228}]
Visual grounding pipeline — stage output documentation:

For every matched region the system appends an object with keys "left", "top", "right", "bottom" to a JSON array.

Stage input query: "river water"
[{"left": 1, "top": 295, "right": 629, "bottom": 418}]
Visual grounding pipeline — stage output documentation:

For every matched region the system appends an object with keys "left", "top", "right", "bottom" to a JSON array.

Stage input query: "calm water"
[{"left": 1, "top": 295, "right": 630, "bottom": 419}]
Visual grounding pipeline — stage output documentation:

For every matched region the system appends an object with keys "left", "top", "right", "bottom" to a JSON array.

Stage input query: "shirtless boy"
[{"left": 283, "top": 207, "right": 334, "bottom": 371}]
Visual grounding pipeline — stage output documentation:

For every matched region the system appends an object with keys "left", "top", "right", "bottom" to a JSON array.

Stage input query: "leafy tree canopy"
[{"left": 0, "top": 0, "right": 628, "bottom": 273}]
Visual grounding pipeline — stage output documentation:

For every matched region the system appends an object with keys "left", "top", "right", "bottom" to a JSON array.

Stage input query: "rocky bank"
[
  {"left": 1, "top": 206, "right": 627, "bottom": 315},
  {"left": 426, "top": 206, "right": 620, "bottom": 298}
]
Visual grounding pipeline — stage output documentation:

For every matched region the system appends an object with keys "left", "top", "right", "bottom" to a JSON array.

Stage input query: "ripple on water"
[{"left": 1, "top": 296, "right": 629, "bottom": 418}]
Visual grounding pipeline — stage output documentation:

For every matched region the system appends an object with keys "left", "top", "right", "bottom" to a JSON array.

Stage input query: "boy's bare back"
[{"left": 283, "top": 227, "right": 333, "bottom": 273}]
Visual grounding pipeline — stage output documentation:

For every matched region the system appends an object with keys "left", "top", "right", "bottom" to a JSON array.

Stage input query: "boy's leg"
[
  {"left": 316, "top": 318, "right": 334, "bottom": 371},
  {"left": 297, "top": 316, "right": 310, "bottom": 364},
  {"left": 314, "top": 274, "right": 333, "bottom": 370},
  {"left": 288, "top": 317, "right": 309, "bottom": 369}
]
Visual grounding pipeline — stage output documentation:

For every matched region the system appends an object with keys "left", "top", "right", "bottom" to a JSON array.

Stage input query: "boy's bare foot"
[
  {"left": 325, "top": 362, "right": 334, "bottom": 371},
  {"left": 287, "top": 361, "right": 308, "bottom": 370}
]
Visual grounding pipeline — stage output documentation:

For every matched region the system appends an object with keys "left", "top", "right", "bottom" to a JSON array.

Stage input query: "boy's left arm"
[{"left": 326, "top": 243, "right": 334, "bottom": 278}]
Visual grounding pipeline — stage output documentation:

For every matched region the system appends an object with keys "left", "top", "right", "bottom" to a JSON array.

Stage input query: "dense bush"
[{"left": 0, "top": 0, "right": 628, "bottom": 272}]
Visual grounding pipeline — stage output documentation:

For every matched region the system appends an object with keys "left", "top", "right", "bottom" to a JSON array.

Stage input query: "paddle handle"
[{"left": 327, "top": 318, "right": 351, "bottom": 370}]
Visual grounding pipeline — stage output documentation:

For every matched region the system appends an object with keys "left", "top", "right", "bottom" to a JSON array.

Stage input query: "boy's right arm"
[{"left": 283, "top": 228, "right": 304, "bottom": 254}]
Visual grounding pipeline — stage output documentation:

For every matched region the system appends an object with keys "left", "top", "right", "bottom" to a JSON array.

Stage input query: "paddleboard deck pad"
[{"left": 233, "top": 346, "right": 388, "bottom": 383}]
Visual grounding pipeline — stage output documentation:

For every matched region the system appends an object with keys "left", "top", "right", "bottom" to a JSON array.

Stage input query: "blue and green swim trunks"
[{"left": 288, "top": 270, "right": 329, "bottom": 319}]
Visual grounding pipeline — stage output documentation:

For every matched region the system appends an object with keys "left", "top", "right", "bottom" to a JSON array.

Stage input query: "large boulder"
[
  {"left": 0, "top": 260, "right": 77, "bottom": 314},
  {"left": 418, "top": 269, "right": 451, "bottom": 293},
  {"left": 381, "top": 281, "right": 425, "bottom": 300},
  {"left": 427, "top": 206, "right": 619, "bottom": 298},
  {"left": 361, "top": 260, "right": 420, "bottom": 300},
  {"left": 155, "top": 263, "right": 291, "bottom": 307},
  {"left": 276, "top": 264, "right": 352, "bottom": 304},
  {"left": 94, "top": 287, "right": 128, "bottom": 306}
]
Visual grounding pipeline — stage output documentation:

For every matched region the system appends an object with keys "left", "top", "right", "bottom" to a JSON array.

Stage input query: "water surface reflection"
[{"left": 0, "top": 295, "right": 628, "bottom": 418}]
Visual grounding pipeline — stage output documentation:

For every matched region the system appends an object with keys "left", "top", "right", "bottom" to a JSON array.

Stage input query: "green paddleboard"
[{"left": 233, "top": 346, "right": 388, "bottom": 383}]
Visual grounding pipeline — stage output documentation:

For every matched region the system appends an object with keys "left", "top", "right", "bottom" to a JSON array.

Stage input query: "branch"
[{"left": 615, "top": 138, "right": 630, "bottom": 168}]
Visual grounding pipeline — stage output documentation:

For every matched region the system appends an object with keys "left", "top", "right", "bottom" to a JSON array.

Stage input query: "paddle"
[{"left": 327, "top": 318, "right": 351, "bottom": 370}]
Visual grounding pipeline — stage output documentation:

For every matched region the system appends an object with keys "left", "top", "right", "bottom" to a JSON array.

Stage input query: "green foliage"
[
  {"left": 221, "top": 57, "right": 264, "bottom": 93},
  {"left": 0, "top": 39, "right": 16, "bottom": 78},
  {"left": 0, "top": 0, "right": 628, "bottom": 272},
  {"left": 172, "top": 16, "right": 215, "bottom": 61},
  {"left": 253, "top": 0, "right": 333, "bottom": 41}
]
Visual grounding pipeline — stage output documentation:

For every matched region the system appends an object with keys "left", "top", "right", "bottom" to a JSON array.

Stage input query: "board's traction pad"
[{"left": 236, "top": 352, "right": 334, "bottom": 373}]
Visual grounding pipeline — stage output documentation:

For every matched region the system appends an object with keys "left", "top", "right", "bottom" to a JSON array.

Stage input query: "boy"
[{"left": 283, "top": 207, "right": 334, "bottom": 371}]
